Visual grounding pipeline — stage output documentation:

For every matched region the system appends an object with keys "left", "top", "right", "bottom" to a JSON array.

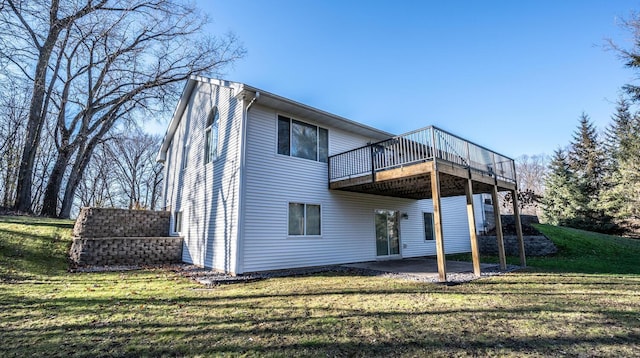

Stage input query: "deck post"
[
  {"left": 370, "top": 145, "right": 376, "bottom": 183},
  {"left": 464, "top": 177, "right": 481, "bottom": 277},
  {"left": 511, "top": 188, "right": 526, "bottom": 267},
  {"left": 430, "top": 163, "right": 447, "bottom": 282},
  {"left": 491, "top": 185, "right": 507, "bottom": 270}
]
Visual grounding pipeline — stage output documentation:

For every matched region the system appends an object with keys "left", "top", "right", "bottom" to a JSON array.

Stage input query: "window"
[
  {"left": 205, "top": 107, "right": 220, "bottom": 164},
  {"left": 181, "top": 144, "right": 189, "bottom": 170},
  {"left": 423, "top": 212, "right": 434, "bottom": 241},
  {"left": 288, "top": 202, "right": 321, "bottom": 236},
  {"left": 174, "top": 211, "right": 183, "bottom": 233},
  {"left": 278, "top": 115, "right": 328, "bottom": 162}
]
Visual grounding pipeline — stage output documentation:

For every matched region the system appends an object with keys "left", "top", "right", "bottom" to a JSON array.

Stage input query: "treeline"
[
  {"left": 537, "top": 12, "right": 640, "bottom": 236},
  {"left": 0, "top": 1, "right": 244, "bottom": 218},
  {"left": 542, "top": 105, "right": 640, "bottom": 235},
  {"left": 0, "top": 116, "right": 163, "bottom": 214}
]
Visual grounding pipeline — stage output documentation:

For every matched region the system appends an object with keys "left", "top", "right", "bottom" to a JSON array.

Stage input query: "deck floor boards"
[{"left": 330, "top": 159, "right": 516, "bottom": 198}]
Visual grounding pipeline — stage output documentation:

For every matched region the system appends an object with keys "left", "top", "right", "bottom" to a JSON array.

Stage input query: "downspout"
[{"left": 234, "top": 90, "right": 259, "bottom": 275}]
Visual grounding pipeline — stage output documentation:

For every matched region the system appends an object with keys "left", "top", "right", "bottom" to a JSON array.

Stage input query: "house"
[{"left": 157, "top": 76, "right": 525, "bottom": 281}]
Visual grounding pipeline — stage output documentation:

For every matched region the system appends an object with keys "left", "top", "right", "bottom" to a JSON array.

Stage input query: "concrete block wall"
[
  {"left": 70, "top": 208, "right": 182, "bottom": 267},
  {"left": 73, "top": 207, "right": 171, "bottom": 238},
  {"left": 479, "top": 235, "right": 557, "bottom": 257},
  {"left": 70, "top": 237, "right": 183, "bottom": 266}
]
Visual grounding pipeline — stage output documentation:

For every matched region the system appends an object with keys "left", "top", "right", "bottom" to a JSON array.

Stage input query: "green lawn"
[
  {"left": 1, "top": 216, "right": 639, "bottom": 357},
  {"left": 450, "top": 224, "right": 640, "bottom": 274},
  {"left": 531, "top": 224, "right": 640, "bottom": 274}
]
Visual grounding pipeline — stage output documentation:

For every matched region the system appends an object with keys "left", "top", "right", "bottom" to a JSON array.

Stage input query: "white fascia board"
[
  {"left": 156, "top": 76, "right": 243, "bottom": 163},
  {"left": 235, "top": 85, "right": 393, "bottom": 141},
  {"left": 158, "top": 76, "right": 395, "bottom": 163}
]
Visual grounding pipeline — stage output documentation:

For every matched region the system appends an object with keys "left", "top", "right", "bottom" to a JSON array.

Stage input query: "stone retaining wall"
[
  {"left": 70, "top": 207, "right": 182, "bottom": 267},
  {"left": 73, "top": 207, "right": 171, "bottom": 238},
  {"left": 479, "top": 235, "right": 557, "bottom": 256},
  {"left": 70, "top": 237, "right": 183, "bottom": 266}
]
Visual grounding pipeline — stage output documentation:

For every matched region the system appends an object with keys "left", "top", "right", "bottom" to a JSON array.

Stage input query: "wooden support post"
[
  {"left": 512, "top": 188, "right": 526, "bottom": 267},
  {"left": 430, "top": 167, "right": 447, "bottom": 282},
  {"left": 464, "top": 178, "right": 481, "bottom": 277},
  {"left": 491, "top": 185, "right": 507, "bottom": 270}
]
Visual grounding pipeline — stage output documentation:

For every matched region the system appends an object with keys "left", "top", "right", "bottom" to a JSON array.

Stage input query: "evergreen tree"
[
  {"left": 567, "top": 114, "right": 610, "bottom": 231},
  {"left": 569, "top": 113, "right": 604, "bottom": 196},
  {"left": 601, "top": 101, "right": 640, "bottom": 225},
  {"left": 591, "top": 12, "right": 640, "bottom": 234},
  {"left": 600, "top": 98, "right": 634, "bottom": 221},
  {"left": 604, "top": 98, "right": 633, "bottom": 168},
  {"left": 542, "top": 148, "right": 579, "bottom": 225},
  {"left": 617, "top": 141, "right": 640, "bottom": 221}
]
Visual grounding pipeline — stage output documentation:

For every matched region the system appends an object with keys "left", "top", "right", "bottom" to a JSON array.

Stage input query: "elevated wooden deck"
[
  {"left": 329, "top": 126, "right": 516, "bottom": 198},
  {"left": 330, "top": 159, "right": 516, "bottom": 199},
  {"left": 327, "top": 126, "right": 524, "bottom": 283}
]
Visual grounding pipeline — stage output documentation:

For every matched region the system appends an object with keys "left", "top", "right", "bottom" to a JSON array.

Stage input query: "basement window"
[
  {"left": 278, "top": 115, "right": 328, "bottom": 162},
  {"left": 174, "top": 211, "right": 183, "bottom": 234},
  {"left": 423, "top": 212, "right": 434, "bottom": 241},
  {"left": 288, "top": 202, "right": 321, "bottom": 236}
]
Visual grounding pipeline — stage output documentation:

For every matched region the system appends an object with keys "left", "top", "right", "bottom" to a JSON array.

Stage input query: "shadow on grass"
[
  {"left": 0, "top": 228, "right": 70, "bottom": 280},
  {"left": 447, "top": 253, "right": 640, "bottom": 275},
  {"left": 1, "top": 289, "right": 638, "bottom": 357},
  {"left": 0, "top": 216, "right": 74, "bottom": 229}
]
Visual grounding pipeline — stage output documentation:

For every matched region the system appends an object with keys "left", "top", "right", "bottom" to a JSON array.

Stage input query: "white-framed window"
[
  {"left": 205, "top": 106, "right": 220, "bottom": 164},
  {"left": 278, "top": 115, "right": 328, "bottom": 162},
  {"left": 181, "top": 143, "right": 189, "bottom": 170},
  {"left": 423, "top": 212, "right": 435, "bottom": 241},
  {"left": 173, "top": 211, "right": 183, "bottom": 234},
  {"left": 288, "top": 202, "right": 321, "bottom": 236}
]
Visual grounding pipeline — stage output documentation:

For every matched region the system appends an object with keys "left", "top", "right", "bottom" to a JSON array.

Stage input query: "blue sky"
[{"left": 172, "top": 0, "right": 638, "bottom": 158}]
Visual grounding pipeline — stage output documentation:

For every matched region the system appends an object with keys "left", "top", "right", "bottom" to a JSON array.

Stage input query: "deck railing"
[{"left": 328, "top": 126, "right": 516, "bottom": 184}]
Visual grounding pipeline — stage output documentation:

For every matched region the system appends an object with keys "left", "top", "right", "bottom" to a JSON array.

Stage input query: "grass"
[
  {"left": 531, "top": 224, "right": 640, "bottom": 274},
  {"left": 1, "top": 216, "right": 639, "bottom": 357},
  {"left": 449, "top": 224, "right": 640, "bottom": 274}
]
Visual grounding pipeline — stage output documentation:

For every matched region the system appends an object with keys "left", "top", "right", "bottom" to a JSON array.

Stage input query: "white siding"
[
  {"left": 473, "top": 194, "right": 495, "bottom": 234},
  {"left": 162, "top": 82, "right": 243, "bottom": 273},
  {"left": 241, "top": 105, "right": 473, "bottom": 272}
]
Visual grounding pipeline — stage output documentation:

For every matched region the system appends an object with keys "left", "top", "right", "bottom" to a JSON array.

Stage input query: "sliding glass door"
[{"left": 375, "top": 209, "right": 400, "bottom": 257}]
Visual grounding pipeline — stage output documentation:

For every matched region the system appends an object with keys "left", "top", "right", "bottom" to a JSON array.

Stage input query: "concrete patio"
[{"left": 343, "top": 257, "right": 501, "bottom": 282}]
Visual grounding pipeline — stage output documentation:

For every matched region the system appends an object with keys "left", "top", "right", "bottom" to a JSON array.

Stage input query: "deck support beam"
[
  {"left": 491, "top": 185, "right": 507, "bottom": 270},
  {"left": 464, "top": 178, "right": 481, "bottom": 277},
  {"left": 512, "top": 188, "right": 526, "bottom": 267},
  {"left": 430, "top": 166, "right": 447, "bottom": 282}
]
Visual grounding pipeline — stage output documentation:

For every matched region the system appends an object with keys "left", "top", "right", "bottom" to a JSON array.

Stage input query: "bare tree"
[
  {"left": 0, "top": 81, "right": 28, "bottom": 208},
  {"left": 1, "top": 0, "right": 245, "bottom": 217},
  {"left": 73, "top": 129, "right": 162, "bottom": 214},
  {"left": 106, "top": 129, "right": 163, "bottom": 210},
  {"left": 502, "top": 154, "right": 549, "bottom": 216},
  {"left": 30, "top": 123, "right": 57, "bottom": 213},
  {"left": 516, "top": 154, "right": 549, "bottom": 195},
  {"left": 1, "top": 0, "right": 113, "bottom": 213},
  {"left": 75, "top": 140, "right": 118, "bottom": 210}
]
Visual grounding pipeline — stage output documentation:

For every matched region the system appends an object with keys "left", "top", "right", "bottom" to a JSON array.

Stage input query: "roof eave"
[
  {"left": 235, "top": 85, "right": 393, "bottom": 141},
  {"left": 156, "top": 78, "right": 197, "bottom": 163},
  {"left": 157, "top": 76, "right": 394, "bottom": 163}
]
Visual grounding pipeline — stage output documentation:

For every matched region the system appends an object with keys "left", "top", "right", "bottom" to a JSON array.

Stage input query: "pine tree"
[
  {"left": 602, "top": 102, "right": 640, "bottom": 225},
  {"left": 569, "top": 113, "right": 604, "bottom": 195},
  {"left": 600, "top": 98, "right": 634, "bottom": 221},
  {"left": 604, "top": 98, "right": 633, "bottom": 168},
  {"left": 567, "top": 113, "right": 610, "bottom": 231},
  {"left": 542, "top": 148, "right": 579, "bottom": 225}
]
